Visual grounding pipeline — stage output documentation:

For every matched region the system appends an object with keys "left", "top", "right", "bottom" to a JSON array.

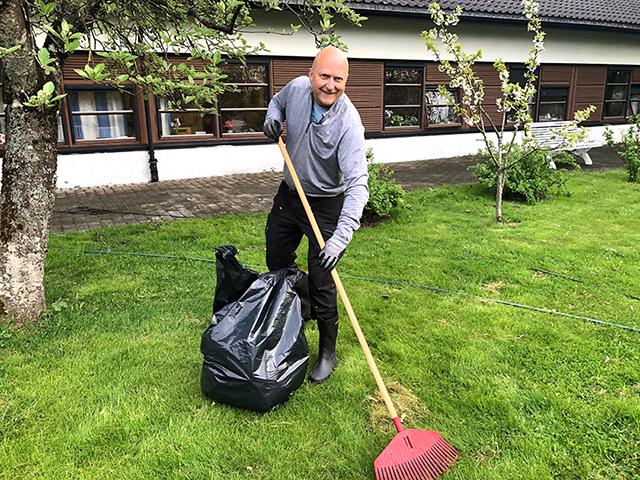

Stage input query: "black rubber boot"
[
  {"left": 308, "top": 316, "right": 339, "bottom": 384},
  {"left": 293, "top": 271, "right": 312, "bottom": 322}
]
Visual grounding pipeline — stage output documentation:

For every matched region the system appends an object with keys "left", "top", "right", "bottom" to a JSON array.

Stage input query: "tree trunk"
[
  {"left": 0, "top": 0, "right": 60, "bottom": 325},
  {"left": 495, "top": 168, "right": 505, "bottom": 223}
]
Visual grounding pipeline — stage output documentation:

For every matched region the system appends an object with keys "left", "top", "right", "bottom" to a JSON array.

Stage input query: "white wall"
[
  {"left": 246, "top": 13, "right": 640, "bottom": 66},
  {"left": 56, "top": 151, "right": 151, "bottom": 189},
  {"left": 52, "top": 125, "right": 628, "bottom": 188}
]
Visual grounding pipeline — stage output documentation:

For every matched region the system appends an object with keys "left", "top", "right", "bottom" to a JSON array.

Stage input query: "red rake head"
[{"left": 374, "top": 429, "right": 458, "bottom": 480}]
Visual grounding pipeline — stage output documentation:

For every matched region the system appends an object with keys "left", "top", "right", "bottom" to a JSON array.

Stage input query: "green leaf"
[
  {"left": 38, "top": 0, "right": 55, "bottom": 15},
  {"left": 116, "top": 74, "right": 130, "bottom": 84},
  {"left": 37, "top": 48, "right": 53, "bottom": 66},
  {"left": 42, "top": 82, "right": 55, "bottom": 94},
  {"left": 74, "top": 69, "right": 90, "bottom": 79},
  {"left": 0, "top": 45, "right": 20, "bottom": 58},
  {"left": 44, "top": 25, "right": 62, "bottom": 39},
  {"left": 65, "top": 41, "right": 81, "bottom": 53}
]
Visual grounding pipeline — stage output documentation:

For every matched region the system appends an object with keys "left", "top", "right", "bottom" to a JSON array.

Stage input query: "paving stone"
[{"left": 50, "top": 147, "right": 625, "bottom": 233}]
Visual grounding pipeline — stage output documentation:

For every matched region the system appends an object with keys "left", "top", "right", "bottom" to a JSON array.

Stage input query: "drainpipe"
[{"left": 144, "top": 98, "right": 159, "bottom": 182}]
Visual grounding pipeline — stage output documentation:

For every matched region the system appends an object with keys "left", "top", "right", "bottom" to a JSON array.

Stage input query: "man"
[{"left": 263, "top": 47, "right": 369, "bottom": 384}]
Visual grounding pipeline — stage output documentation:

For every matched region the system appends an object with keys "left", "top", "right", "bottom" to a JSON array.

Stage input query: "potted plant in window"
[{"left": 223, "top": 120, "right": 233, "bottom": 133}]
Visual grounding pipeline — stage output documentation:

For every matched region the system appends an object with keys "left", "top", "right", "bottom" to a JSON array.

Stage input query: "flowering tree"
[
  {"left": 0, "top": 0, "right": 365, "bottom": 325},
  {"left": 423, "top": 0, "right": 594, "bottom": 222}
]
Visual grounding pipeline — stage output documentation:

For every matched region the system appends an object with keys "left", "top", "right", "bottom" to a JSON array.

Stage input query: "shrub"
[
  {"left": 470, "top": 142, "right": 579, "bottom": 204},
  {"left": 363, "top": 148, "right": 405, "bottom": 220},
  {"left": 604, "top": 116, "right": 640, "bottom": 183}
]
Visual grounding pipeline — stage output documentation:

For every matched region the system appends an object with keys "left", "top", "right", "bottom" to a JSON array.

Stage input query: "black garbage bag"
[{"left": 200, "top": 246, "right": 309, "bottom": 412}]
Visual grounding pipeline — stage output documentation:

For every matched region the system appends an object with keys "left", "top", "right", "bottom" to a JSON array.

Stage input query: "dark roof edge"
[{"left": 347, "top": 4, "right": 640, "bottom": 33}]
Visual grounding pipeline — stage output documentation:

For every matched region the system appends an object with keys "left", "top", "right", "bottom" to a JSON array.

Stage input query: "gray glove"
[
  {"left": 319, "top": 240, "right": 344, "bottom": 271},
  {"left": 263, "top": 118, "right": 283, "bottom": 141}
]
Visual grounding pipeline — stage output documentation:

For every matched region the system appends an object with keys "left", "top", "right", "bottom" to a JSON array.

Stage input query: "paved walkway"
[{"left": 51, "top": 146, "right": 625, "bottom": 233}]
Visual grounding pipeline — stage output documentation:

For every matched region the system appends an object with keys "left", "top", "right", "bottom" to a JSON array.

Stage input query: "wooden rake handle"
[{"left": 277, "top": 138, "right": 403, "bottom": 431}]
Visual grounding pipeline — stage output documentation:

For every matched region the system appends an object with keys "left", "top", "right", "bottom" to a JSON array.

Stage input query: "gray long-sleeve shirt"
[{"left": 265, "top": 76, "right": 369, "bottom": 250}]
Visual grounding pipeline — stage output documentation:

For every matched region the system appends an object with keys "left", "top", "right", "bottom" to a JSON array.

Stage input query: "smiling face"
[{"left": 308, "top": 47, "right": 349, "bottom": 109}]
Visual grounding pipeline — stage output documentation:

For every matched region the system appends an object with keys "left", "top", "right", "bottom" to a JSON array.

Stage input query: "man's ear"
[{"left": 308, "top": 68, "right": 313, "bottom": 82}]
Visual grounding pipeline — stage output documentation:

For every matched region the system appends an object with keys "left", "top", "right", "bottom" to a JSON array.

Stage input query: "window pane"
[
  {"left": 384, "top": 107, "right": 420, "bottom": 127},
  {"left": 157, "top": 97, "right": 214, "bottom": 136},
  {"left": 540, "top": 87, "right": 568, "bottom": 103},
  {"left": 604, "top": 102, "right": 626, "bottom": 117},
  {"left": 629, "top": 86, "right": 640, "bottom": 116},
  {"left": 71, "top": 114, "right": 135, "bottom": 140},
  {"left": 221, "top": 111, "right": 266, "bottom": 133},
  {"left": 220, "top": 86, "right": 268, "bottom": 109},
  {"left": 222, "top": 64, "right": 268, "bottom": 84},
  {"left": 69, "top": 90, "right": 133, "bottom": 112},
  {"left": 68, "top": 89, "right": 135, "bottom": 140},
  {"left": 427, "top": 105, "right": 458, "bottom": 125},
  {"left": 425, "top": 88, "right": 459, "bottom": 125},
  {"left": 385, "top": 85, "right": 421, "bottom": 106},
  {"left": 538, "top": 104, "right": 565, "bottom": 121},
  {"left": 160, "top": 112, "right": 214, "bottom": 136},
  {"left": 384, "top": 67, "right": 422, "bottom": 129},
  {"left": 58, "top": 116, "right": 65, "bottom": 142},
  {"left": 607, "top": 70, "right": 630, "bottom": 84},
  {"left": 385, "top": 69, "right": 421, "bottom": 84},
  {"left": 537, "top": 87, "right": 568, "bottom": 121},
  {"left": 0, "top": 116, "right": 5, "bottom": 135},
  {"left": 605, "top": 85, "right": 628, "bottom": 101},
  {"left": 510, "top": 67, "right": 527, "bottom": 87}
]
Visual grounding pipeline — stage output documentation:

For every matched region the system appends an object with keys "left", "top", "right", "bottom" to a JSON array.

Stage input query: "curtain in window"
[
  {"left": 68, "top": 92, "right": 85, "bottom": 140},
  {"left": 94, "top": 91, "right": 111, "bottom": 138},
  {"left": 69, "top": 90, "right": 131, "bottom": 140}
]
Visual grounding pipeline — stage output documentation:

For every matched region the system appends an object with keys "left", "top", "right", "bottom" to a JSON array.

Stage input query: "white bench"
[{"left": 527, "top": 120, "right": 603, "bottom": 168}]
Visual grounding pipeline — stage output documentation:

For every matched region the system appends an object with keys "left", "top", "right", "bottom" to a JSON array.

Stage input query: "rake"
[{"left": 277, "top": 138, "right": 458, "bottom": 479}]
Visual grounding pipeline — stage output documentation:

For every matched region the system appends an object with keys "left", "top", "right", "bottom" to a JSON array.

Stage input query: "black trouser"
[{"left": 265, "top": 181, "right": 344, "bottom": 321}]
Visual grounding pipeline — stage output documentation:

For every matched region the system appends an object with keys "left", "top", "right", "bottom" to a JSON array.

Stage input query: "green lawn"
[{"left": 1, "top": 168, "right": 639, "bottom": 479}]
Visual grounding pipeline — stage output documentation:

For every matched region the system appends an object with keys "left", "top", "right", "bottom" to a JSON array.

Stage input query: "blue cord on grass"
[{"left": 51, "top": 248, "right": 640, "bottom": 333}]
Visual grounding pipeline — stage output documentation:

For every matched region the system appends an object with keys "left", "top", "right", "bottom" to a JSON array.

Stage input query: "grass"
[{"left": 1, "top": 168, "right": 639, "bottom": 479}]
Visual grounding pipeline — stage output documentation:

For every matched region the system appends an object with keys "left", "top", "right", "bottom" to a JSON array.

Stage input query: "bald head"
[{"left": 309, "top": 47, "right": 349, "bottom": 108}]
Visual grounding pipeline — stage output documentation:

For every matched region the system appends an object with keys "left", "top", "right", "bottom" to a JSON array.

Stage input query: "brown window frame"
[
  {"left": 384, "top": 64, "right": 423, "bottom": 130},
  {"left": 64, "top": 85, "right": 139, "bottom": 144},
  {"left": 603, "top": 67, "right": 635, "bottom": 119},
  {"left": 424, "top": 86, "right": 461, "bottom": 127}
]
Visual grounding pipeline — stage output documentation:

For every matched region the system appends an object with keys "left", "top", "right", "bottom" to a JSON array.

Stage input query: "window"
[
  {"left": 604, "top": 69, "right": 631, "bottom": 118},
  {"left": 157, "top": 98, "right": 215, "bottom": 137},
  {"left": 219, "top": 62, "right": 269, "bottom": 134},
  {"left": 508, "top": 65, "right": 538, "bottom": 120},
  {"left": 425, "top": 87, "right": 459, "bottom": 125},
  {"left": 537, "top": 86, "right": 569, "bottom": 121},
  {"left": 67, "top": 87, "right": 136, "bottom": 141},
  {"left": 384, "top": 66, "right": 422, "bottom": 128}
]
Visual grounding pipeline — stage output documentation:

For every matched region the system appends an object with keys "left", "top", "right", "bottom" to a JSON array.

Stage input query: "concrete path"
[{"left": 51, "top": 147, "right": 625, "bottom": 233}]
